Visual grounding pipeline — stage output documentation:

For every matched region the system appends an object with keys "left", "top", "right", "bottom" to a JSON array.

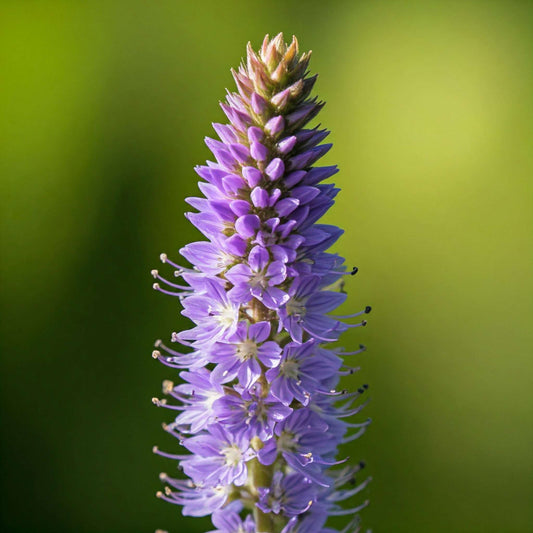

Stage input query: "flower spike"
[{"left": 151, "top": 33, "right": 372, "bottom": 533}]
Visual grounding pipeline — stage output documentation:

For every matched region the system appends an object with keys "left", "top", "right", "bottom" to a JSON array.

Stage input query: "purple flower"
[
  {"left": 178, "top": 278, "right": 240, "bottom": 345},
  {"left": 266, "top": 341, "right": 316, "bottom": 405},
  {"left": 226, "top": 245, "right": 289, "bottom": 309},
  {"left": 213, "top": 383, "right": 292, "bottom": 440},
  {"left": 257, "top": 472, "right": 315, "bottom": 517},
  {"left": 152, "top": 33, "right": 372, "bottom": 533},
  {"left": 181, "top": 425, "right": 255, "bottom": 487},
  {"left": 257, "top": 409, "right": 337, "bottom": 486},
  {"left": 279, "top": 276, "right": 348, "bottom": 343},
  {"left": 172, "top": 368, "right": 224, "bottom": 433},
  {"left": 208, "top": 502, "right": 256, "bottom": 533},
  {"left": 210, "top": 321, "right": 282, "bottom": 389}
]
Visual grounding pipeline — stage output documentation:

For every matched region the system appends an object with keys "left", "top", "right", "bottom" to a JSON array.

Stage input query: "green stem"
[
  {"left": 249, "top": 458, "right": 275, "bottom": 532},
  {"left": 248, "top": 296, "right": 277, "bottom": 531}
]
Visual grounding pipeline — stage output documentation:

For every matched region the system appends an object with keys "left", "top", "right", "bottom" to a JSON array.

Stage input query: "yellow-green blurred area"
[{"left": 1, "top": 0, "right": 532, "bottom": 531}]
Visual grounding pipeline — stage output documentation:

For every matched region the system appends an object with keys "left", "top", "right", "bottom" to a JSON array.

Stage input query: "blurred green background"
[{"left": 1, "top": 1, "right": 532, "bottom": 531}]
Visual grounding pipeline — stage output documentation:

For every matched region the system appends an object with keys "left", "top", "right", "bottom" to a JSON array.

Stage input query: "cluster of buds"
[{"left": 151, "top": 33, "right": 372, "bottom": 533}]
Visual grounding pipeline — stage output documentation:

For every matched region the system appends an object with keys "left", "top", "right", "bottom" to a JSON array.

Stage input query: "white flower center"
[
  {"left": 286, "top": 298, "right": 306, "bottom": 317},
  {"left": 222, "top": 444, "right": 242, "bottom": 467},
  {"left": 277, "top": 430, "right": 297, "bottom": 452},
  {"left": 215, "top": 303, "right": 236, "bottom": 328},
  {"left": 236, "top": 339, "right": 258, "bottom": 361},
  {"left": 217, "top": 252, "right": 234, "bottom": 269},
  {"left": 280, "top": 359, "right": 299, "bottom": 379},
  {"left": 249, "top": 271, "right": 267, "bottom": 288},
  {"left": 203, "top": 389, "right": 223, "bottom": 410}
]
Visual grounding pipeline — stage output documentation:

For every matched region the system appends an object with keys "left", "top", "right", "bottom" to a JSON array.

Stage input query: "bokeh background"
[{"left": 1, "top": 1, "right": 532, "bottom": 532}]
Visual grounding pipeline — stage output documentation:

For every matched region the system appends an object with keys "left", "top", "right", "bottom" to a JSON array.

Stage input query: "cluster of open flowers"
[{"left": 151, "top": 34, "right": 371, "bottom": 533}]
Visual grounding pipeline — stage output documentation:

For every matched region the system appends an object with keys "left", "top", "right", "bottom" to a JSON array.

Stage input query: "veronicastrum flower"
[{"left": 152, "top": 33, "right": 372, "bottom": 533}]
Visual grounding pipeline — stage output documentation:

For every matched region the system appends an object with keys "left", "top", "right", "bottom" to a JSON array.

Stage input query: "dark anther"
[
  {"left": 351, "top": 266, "right": 359, "bottom": 275},
  {"left": 359, "top": 460, "right": 366, "bottom": 469},
  {"left": 363, "top": 384, "right": 369, "bottom": 389},
  {"left": 364, "top": 306, "right": 372, "bottom": 314},
  {"left": 359, "top": 344, "right": 366, "bottom": 350},
  {"left": 361, "top": 320, "right": 367, "bottom": 326},
  {"left": 357, "top": 387, "right": 365, "bottom": 394},
  {"left": 350, "top": 477, "right": 357, "bottom": 485}
]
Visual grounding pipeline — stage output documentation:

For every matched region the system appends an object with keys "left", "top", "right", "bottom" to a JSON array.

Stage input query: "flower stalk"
[{"left": 151, "top": 33, "right": 372, "bottom": 533}]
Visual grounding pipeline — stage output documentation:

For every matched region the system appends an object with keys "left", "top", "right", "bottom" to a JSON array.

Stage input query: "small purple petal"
[
  {"left": 250, "top": 141, "right": 268, "bottom": 161},
  {"left": 265, "top": 158, "right": 285, "bottom": 181},
  {"left": 248, "top": 245, "right": 269, "bottom": 272},
  {"left": 242, "top": 166, "right": 263, "bottom": 187},
  {"left": 265, "top": 115, "right": 285, "bottom": 136},
  {"left": 230, "top": 199, "right": 251, "bottom": 217},
  {"left": 235, "top": 215, "right": 260, "bottom": 238},
  {"left": 247, "top": 126, "right": 264, "bottom": 143},
  {"left": 251, "top": 92, "right": 268, "bottom": 114},
  {"left": 250, "top": 187, "right": 269, "bottom": 208},
  {"left": 277, "top": 135, "right": 297, "bottom": 154},
  {"left": 275, "top": 197, "right": 300, "bottom": 217}
]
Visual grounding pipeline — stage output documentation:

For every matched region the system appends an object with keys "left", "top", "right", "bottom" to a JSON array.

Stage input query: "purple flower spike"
[{"left": 152, "top": 33, "right": 372, "bottom": 533}]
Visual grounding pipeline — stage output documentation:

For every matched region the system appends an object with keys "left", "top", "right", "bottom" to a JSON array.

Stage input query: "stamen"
[
  {"left": 170, "top": 333, "right": 193, "bottom": 347},
  {"left": 346, "top": 320, "right": 367, "bottom": 328},
  {"left": 152, "top": 397, "right": 184, "bottom": 411},
  {"left": 329, "top": 499, "right": 370, "bottom": 516},
  {"left": 151, "top": 269, "right": 191, "bottom": 290},
  {"left": 337, "top": 344, "right": 367, "bottom": 356},
  {"left": 341, "top": 517, "right": 361, "bottom": 533},
  {"left": 336, "top": 398, "right": 370, "bottom": 418},
  {"left": 162, "top": 380, "right": 174, "bottom": 394},
  {"left": 155, "top": 491, "right": 181, "bottom": 505},
  {"left": 314, "top": 455, "right": 350, "bottom": 466},
  {"left": 317, "top": 388, "right": 349, "bottom": 397},
  {"left": 338, "top": 365, "right": 361, "bottom": 376},
  {"left": 152, "top": 354, "right": 185, "bottom": 369},
  {"left": 153, "top": 283, "right": 189, "bottom": 298},
  {"left": 332, "top": 306, "right": 371, "bottom": 320},
  {"left": 159, "top": 253, "right": 191, "bottom": 272},
  {"left": 344, "top": 418, "right": 372, "bottom": 429},
  {"left": 333, "top": 477, "right": 373, "bottom": 501},
  {"left": 357, "top": 384, "right": 369, "bottom": 394},
  {"left": 333, "top": 266, "right": 359, "bottom": 277},
  {"left": 155, "top": 340, "right": 177, "bottom": 355},
  {"left": 301, "top": 325, "right": 339, "bottom": 342},
  {"left": 162, "top": 423, "right": 185, "bottom": 444},
  {"left": 341, "top": 425, "right": 369, "bottom": 444},
  {"left": 152, "top": 446, "right": 188, "bottom": 460}
]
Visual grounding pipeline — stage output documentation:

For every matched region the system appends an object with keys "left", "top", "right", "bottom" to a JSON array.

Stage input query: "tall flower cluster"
[{"left": 151, "top": 34, "right": 371, "bottom": 533}]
